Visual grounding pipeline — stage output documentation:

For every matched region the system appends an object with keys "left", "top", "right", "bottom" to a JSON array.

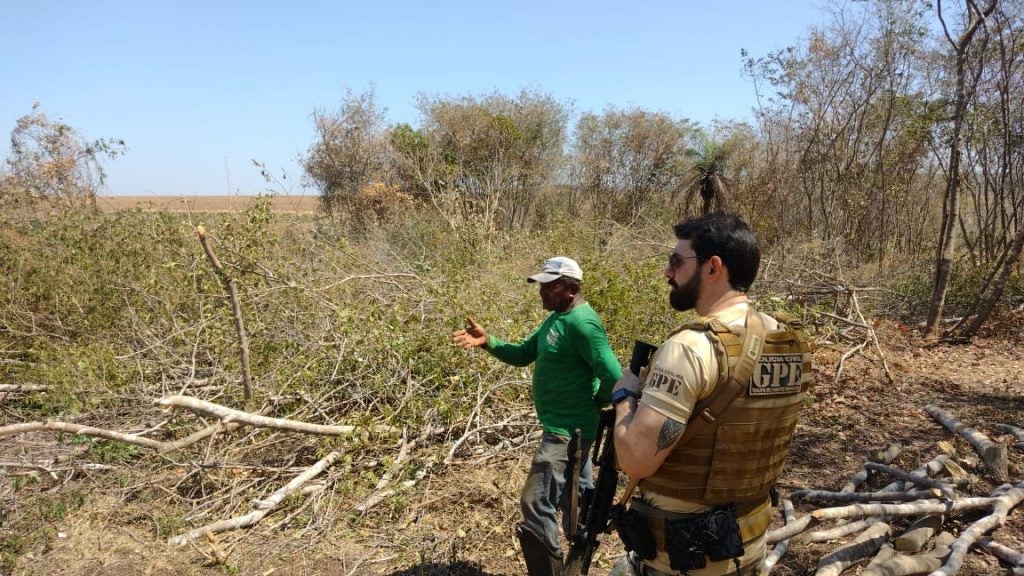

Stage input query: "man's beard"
[{"left": 669, "top": 273, "right": 701, "bottom": 311}]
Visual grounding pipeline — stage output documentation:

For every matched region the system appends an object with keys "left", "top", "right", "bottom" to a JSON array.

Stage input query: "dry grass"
[
  {"left": 4, "top": 323, "right": 1023, "bottom": 576},
  {"left": 2, "top": 204, "right": 1023, "bottom": 576},
  {"left": 96, "top": 195, "right": 320, "bottom": 214}
]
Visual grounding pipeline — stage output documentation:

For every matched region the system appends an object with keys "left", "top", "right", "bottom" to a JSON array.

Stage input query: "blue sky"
[{"left": 1, "top": 1, "right": 829, "bottom": 197}]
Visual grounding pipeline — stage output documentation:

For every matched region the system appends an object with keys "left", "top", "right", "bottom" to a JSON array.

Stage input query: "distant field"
[{"left": 97, "top": 195, "right": 320, "bottom": 214}]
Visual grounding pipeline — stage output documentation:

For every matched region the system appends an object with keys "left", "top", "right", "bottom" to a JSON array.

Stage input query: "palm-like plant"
[{"left": 684, "top": 131, "right": 732, "bottom": 215}]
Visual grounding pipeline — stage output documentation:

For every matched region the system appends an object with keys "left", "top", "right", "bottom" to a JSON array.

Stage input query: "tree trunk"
[
  {"left": 953, "top": 222, "right": 1024, "bottom": 339},
  {"left": 924, "top": 0, "right": 999, "bottom": 338}
]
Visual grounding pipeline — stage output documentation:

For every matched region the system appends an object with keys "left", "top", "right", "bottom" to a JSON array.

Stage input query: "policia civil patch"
[{"left": 749, "top": 353, "right": 804, "bottom": 396}]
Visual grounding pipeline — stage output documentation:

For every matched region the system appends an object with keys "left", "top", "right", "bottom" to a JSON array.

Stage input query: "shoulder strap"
[{"left": 677, "top": 306, "right": 766, "bottom": 446}]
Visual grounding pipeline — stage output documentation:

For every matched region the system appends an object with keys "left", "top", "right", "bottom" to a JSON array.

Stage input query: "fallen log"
[
  {"left": 792, "top": 488, "right": 942, "bottom": 504},
  {"left": 880, "top": 455, "right": 948, "bottom": 494},
  {"left": 977, "top": 538, "right": 1024, "bottom": 574},
  {"left": 156, "top": 395, "right": 358, "bottom": 436},
  {"left": 814, "top": 522, "right": 891, "bottom": 576},
  {"left": 771, "top": 495, "right": 1001, "bottom": 544},
  {"left": 865, "top": 463, "right": 957, "bottom": 501},
  {"left": 862, "top": 531, "right": 955, "bottom": 576},
  {"left": 862, "top": 544, "right": 897, "bottom": 574},
  {"left": 995, "top": 424, "right": 1024, "bottom": 450},
  {"left": 765, "top": 499, "right": 796, "bottom": 574},
  {"left": 842, "top": 444, "right": 903, "bottom": 493},
  {"left": 167, "top": 450, "right": 340, "bottom": 546},
  {"left": 801, "top": 518, "right": 879, "bottom": 544},
  {"left": 894, "top": 514, "right": 944, "bottom": 553},
  {"left": 811, "top": 496, "right": 1000, "bottom": 523},
  {"left": 766, "top": 514, "right": 816, "bottom": 545},
  {"left": 924, "top": 405, "right": 1008, "bottom": 480},
  {"left": 929, "top": 482, "right": 1024, "bottom": 576}
]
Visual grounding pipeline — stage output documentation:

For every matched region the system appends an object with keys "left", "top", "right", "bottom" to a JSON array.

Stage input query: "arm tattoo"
[{"left": 656, "top": 418, "right": 686, "bottom": 451}]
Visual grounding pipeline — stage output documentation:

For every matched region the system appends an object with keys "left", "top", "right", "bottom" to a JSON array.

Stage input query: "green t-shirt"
[{"left": 484, "top": 301, "right": 622, "bottom": 439}]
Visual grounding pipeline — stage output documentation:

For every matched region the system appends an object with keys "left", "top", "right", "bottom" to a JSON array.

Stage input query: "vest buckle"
[{"left": 700, "top": 408, "right": 717, "bottom": 423}]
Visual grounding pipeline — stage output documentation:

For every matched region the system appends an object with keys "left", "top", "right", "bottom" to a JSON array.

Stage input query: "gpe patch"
[{"left": 749, "top": 353, "right": 804, "bottom": 395}]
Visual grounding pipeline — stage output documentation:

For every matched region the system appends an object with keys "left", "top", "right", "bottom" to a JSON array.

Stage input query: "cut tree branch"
[
  {"left": 925, "top": 405, "right": 1008, "bottom": 480},
  {"left": 977, "top": 538, "right": 1024, "bottom": 573},
  {"left": 929, "top": 482, "right": 1024, "bottom": 576},
  {"left": 862, "top": 532, "right": 955, "bottom": 576},
  {"left": 771, "top": 496, "right": 1001, "bottom": 544},
  {"left": 835, "top": 340, "right": 868, "bottom": 384},
  {"left": 791, "top": 488, "right": 941, "bottom": 504},
  {"left": 0, "top": 421, "right": 168, "bottom": 451},
  {"left": 197, "top": 225, "right": 252, "bottom": 400},
  {"left": 168, "top": 450, "right": 340, "bottom": 546},
  {"left": 765, "top": 499, "right": 796, "bottom": 573},
  {"left": 0, "top": 461, "right": 58, "bottom": 480},
  {"left": 156, "top": 395, "right": 359, "bottom": 436},
  {"left": 811, "top": 496, "right": 1001, "bottom": 522},
  {"left": 894, "top": 514, "right": 945, "bottom": 553},
  {"left": 864, "top": 462, "right": 957, "bottom": 500},
  {"left": 355, "top": 429, "right": 414, "bottom": 514},
  {"left": 814, "top": 521, "right": 891, "bottom": 576},
  {"left": 842, "top": 443, "right": 902, "bottom": 493},
  {"left": 861, "top": 544, "right": 897, "bottom": 575},
  {"left": 801, "top": 518, "right": 880, "bottom": 544},
  {"left": 157, "top": 405, "right": 275, "bottom": 453},
  {"left": 995, "top": 424, "right": 1024, "bottom": 450},
  {"left": 767, "top": 515, "right": 817, "bottom": 544}
]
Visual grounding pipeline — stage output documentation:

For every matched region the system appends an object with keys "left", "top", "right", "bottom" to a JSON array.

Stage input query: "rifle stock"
[{"left": 563, "top": 409, "right": 618, "bottom": 576}]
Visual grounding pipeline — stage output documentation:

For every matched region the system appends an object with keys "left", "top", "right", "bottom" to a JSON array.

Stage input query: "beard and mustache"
[{"left": 669, "top": 271, "right": 701, "bottom": 311}]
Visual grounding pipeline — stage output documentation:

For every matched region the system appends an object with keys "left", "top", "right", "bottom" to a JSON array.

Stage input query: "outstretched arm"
[
  {"left": 452, "top": 317, "right": 488, "bottom": 349},
  {"left": 455, "top": 316, "right": 540, "bottom": 366}
]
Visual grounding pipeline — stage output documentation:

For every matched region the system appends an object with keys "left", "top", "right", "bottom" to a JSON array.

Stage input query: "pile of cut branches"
[{"left": 768, "top": 405, "right": 1024, "bottom": 576}]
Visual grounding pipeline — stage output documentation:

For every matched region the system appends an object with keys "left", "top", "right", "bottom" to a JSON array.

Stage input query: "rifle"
[
  {"left": 563, "top": 408, "right": 619, "bottom": 576},
  {"left": 563, "top": 340, "right": 657, "bottom": 576}
]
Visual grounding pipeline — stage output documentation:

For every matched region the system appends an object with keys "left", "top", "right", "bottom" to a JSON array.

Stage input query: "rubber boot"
[{"left": 516, "top": 523, "right": 564, "bottom": 576}]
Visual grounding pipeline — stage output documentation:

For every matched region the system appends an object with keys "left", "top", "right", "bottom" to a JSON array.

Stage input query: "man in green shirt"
[{"left": 452, "top": 256, "right": 622, "bottom": 576}]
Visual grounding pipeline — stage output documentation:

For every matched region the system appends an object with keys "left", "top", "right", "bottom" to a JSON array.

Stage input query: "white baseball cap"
[{"left": 527, "top": 256, "right": 584, "bottom": 283}]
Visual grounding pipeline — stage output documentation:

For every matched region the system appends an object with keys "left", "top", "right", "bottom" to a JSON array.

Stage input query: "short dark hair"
[{"left": 673, "top": 212, "right": 760, "bottom": 292}]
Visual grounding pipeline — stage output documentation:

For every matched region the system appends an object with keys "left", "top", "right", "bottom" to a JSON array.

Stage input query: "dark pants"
[{"left": 519, "top": 433, "right": 594, "bottom": 556}]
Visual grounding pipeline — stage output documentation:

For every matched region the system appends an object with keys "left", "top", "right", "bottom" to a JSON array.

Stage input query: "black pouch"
[
  {"left": 664, "top": 516, "right": 707, "bottom": 572},
  {"left": 702, "top": 504, "right": 744, "bottom": 562},
  {"left": 611, "top": 506, "right": 657, "bottom": 561}
]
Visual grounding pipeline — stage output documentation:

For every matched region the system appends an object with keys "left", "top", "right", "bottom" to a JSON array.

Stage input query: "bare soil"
[{"left": 3, "top": 318, "right": 1023, "bottom": 576}]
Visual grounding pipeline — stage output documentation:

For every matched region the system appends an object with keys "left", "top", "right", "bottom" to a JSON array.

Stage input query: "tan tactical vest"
[{"left": 639, "top": 311, "right": 812, "bottom": 509}]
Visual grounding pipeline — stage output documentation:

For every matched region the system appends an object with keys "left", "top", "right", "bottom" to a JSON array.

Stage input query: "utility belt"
[{"left": 612, "top": 498, "right": 770, "bottom": 574}]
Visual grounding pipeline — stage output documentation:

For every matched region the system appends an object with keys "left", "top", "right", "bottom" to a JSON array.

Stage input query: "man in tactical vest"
[
  {"left": 452, "top": 256, "right": 623, "bottom": 576},
  {"left": 610, "top": 213, "right": 812, "bottom": 576}
]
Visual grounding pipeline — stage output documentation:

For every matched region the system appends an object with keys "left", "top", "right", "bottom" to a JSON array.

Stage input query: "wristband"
[{"left": 612, "top": 388, "right": 640, "bottom": 405}]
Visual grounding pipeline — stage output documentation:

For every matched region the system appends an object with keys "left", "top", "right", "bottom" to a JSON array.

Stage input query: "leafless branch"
[
  {"left": 197, "top": 225, "right": 252, "bottom": 400},
  {"left": 167, "top": 451, "right": 341, "bottom": 546},
  {"left": 156, "top": 395, "right": 375, "bottom": 436}
]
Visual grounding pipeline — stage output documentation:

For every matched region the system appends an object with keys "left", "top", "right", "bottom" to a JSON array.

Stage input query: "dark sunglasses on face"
[{"left": 668, "top": 252, "right": 703, "bottom": 269}]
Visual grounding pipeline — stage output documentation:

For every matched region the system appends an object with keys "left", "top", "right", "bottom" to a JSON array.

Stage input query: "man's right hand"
[{"left": 452, "top": 317, "right": 488, "bottom": 349}]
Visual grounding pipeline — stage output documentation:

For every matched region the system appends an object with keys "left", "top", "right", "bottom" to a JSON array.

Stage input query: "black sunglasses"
[{"left": 668, "top": 252, "right": 704, "bottom": 269}]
